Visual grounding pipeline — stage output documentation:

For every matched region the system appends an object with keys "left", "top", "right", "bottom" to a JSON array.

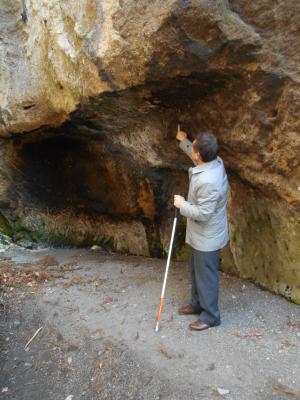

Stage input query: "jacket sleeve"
[
  {"left": 179, "top": 139, "right": 197, "bottom": 165},
  {"left": 180, "top": 183, "right": 219, "bottom": 221}
]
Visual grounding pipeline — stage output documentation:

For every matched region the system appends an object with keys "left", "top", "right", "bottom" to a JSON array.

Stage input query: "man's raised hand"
[{"left": 176, "top": 124, "right": 187, "bottom": 142}]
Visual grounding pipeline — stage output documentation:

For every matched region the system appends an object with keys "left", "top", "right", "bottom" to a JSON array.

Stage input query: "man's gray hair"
[{"left": 193, "top": 132, "right": 219, "bottom": 162}]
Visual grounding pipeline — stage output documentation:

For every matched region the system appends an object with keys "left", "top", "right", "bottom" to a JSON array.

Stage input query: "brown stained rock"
[{"left": 138, "top": 178, "right": 156, "bottom": 220}]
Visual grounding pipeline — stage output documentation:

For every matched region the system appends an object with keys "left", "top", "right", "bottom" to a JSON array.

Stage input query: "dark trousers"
[{"left": 189, "top": 247, "right": 221, "bottom": 326}]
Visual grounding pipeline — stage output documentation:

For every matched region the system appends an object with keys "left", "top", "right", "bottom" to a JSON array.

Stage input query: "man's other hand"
[
  {"left": 176, "top": 124, "right": 187, "bottom": 142},
  {"left": 174, "top": 195, "right": 185, "bottom": 208}
]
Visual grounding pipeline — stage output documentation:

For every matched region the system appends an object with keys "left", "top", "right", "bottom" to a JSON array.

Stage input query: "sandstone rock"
[{"left": 0, "top": 1, "right": 300, "bottom": 302}]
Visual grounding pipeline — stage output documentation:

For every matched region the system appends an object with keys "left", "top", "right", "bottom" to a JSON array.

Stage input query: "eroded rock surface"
[{"left": 0, "top": 1, "right": 300, "bottom": 302}]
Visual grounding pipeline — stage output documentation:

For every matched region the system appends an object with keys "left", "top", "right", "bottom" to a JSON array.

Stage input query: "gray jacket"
[{"left": 179, "top": 139, "right": 229, "bottom": 252}]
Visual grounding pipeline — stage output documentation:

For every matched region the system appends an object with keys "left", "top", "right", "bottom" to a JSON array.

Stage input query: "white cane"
[{"left": 155, "top": 207, "right": 179, "bottom": 332}]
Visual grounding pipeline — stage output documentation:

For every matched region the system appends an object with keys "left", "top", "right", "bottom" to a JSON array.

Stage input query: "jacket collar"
[{"left": 190, "top": 157, "right": 221, "bottom": 175}]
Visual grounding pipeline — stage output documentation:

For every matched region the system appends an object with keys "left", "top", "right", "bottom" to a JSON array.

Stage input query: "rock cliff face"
[{"left": 0, "top": 1, "right": 300, "bottom": 302}]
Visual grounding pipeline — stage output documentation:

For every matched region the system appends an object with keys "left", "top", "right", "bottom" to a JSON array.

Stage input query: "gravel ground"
[{"left": 0, "top": 247, "right": 300, "bottom": 400}]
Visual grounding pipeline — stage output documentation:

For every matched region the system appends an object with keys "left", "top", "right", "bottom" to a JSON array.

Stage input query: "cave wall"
[
  {"left": 0, "top": 126, "right": 190, "bottom": 257},
  {"left": 1, "top": 0, "right": 300, "bottom": 303}
]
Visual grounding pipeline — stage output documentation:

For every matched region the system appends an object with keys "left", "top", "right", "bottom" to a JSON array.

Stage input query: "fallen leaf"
[
  {"left": 35, "top": 255, "right": 59, "bottom": 267},
  {"left": 103, "top": 339, "right": 113, "bottom": 352},
  {"left": 272, "top": 383, "right": 300, "bottom": 398},
  {"left": 60, "top": 359, "right": 72, "bottom": 370},
  {"left": 288, "top": 321, "right": 300, "bottom": 329},
  {"left": 0, "top": 264, "right": 62, "bottom": 289},
  {"left": 159, "top": 343, "right": 172, "bottom": 359},
  {"left": 90, "top": 332, "right": 101, "bottom": 340},
  {"left": 217, "top": 388, "right": 230, "bottom": 396},
  {"left": 281, "top": 340, "right": 297, "bottom": 348},
  {"left": 101, "top": 297, "right": 114, "bottom": 305},
  {"left": 72, "top": 275, "right": 81, "bottom": 284},
  {"left": 255, "top": 313, "right": 266, "bottom": 323},
  {"left": 206, "top": 363, "right": 216, "bottom": 371},
  {"left": 240, "top": 284, "right": 246, "bottom": 292},
  {"left": 235, "top": 331, "right": 263, "bottom": 338},
  {"left": 93, "top": 362, "right": 103, "bottom": 373}
]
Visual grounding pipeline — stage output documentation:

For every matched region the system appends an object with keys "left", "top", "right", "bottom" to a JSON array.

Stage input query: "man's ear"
[{"left": 195, "top": 152, "right": 201, "bottom": 161}]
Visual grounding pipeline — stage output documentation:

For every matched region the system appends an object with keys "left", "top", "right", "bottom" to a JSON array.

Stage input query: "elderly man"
[{"left": 174, "top": 126, "right": 229, "bottom": 331}]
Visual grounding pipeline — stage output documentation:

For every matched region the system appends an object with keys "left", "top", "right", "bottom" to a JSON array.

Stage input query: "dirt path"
[{"left": 1, "top": 247, "right": 300, "bottom": 400}]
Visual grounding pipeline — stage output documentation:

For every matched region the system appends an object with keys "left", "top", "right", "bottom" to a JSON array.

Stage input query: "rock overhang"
[{"left": 0, "top": 0, "right": 300, "bottom": 302}]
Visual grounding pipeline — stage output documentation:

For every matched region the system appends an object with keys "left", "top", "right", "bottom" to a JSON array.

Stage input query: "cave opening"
[
  {"left": 16, "top": 136, "right": 83, "bottom": 211},
  {"left": 2, "top": 129, "right": 185, "bottom": 257},
  {"left": 11, "top": 133, "right": 143, "bottom": 218}
]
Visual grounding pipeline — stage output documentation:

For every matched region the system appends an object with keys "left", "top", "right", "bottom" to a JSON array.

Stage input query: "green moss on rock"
[{"left": 0, "top": 213, "right": 12, "bottom": 237}]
